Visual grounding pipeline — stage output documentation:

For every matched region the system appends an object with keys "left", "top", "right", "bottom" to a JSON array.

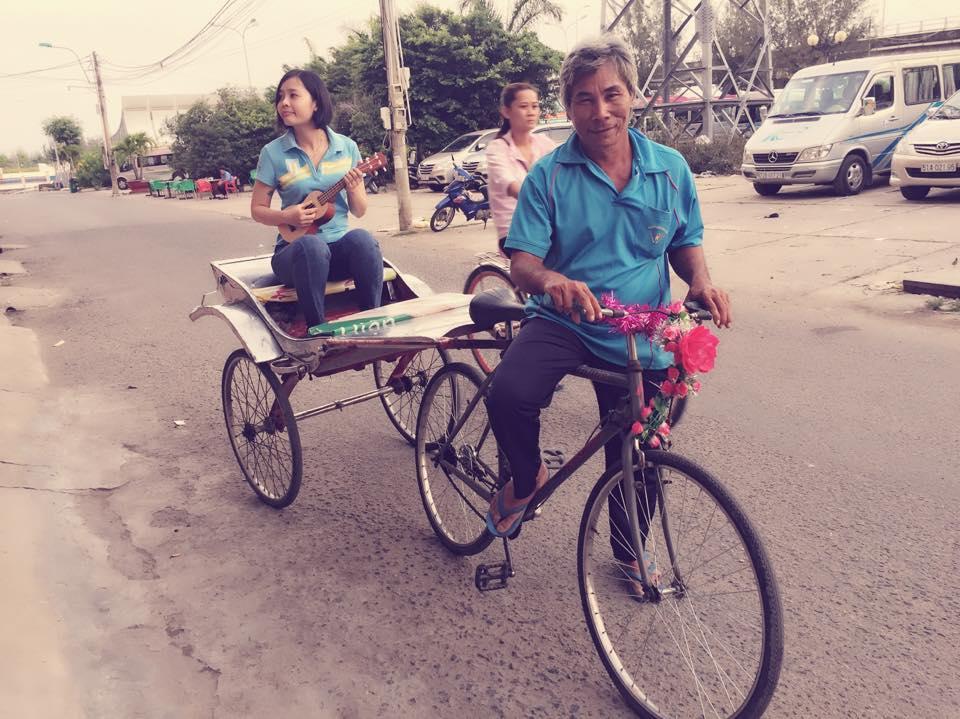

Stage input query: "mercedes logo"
[
  {"left": 936, "top": 141, "right": 950, "bottom": 151},
  {"left": 768, "top": 152, "right": 779, "bottom": 163}
]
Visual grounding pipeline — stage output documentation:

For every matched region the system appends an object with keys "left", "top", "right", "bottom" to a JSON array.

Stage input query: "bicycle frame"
[{"left": 435, "top": 325, "right": 681, "bottom": 601}]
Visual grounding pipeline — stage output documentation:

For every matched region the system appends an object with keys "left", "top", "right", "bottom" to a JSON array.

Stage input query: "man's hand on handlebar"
[
  {"left": 543, "top": 276, "right": 602, "bottom": 324},
  {"left": 685, "top": 282, "right": 732, "bottom": 328}
]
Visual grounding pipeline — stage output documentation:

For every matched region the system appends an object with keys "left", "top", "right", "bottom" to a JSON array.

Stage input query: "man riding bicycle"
[{"left": 485, "top": 36, "right": 733, "bottom": 585}]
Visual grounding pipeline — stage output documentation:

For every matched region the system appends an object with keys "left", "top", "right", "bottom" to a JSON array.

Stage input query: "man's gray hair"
[{"left": 560, "top": 35, "right": 639, "bottom": 110}]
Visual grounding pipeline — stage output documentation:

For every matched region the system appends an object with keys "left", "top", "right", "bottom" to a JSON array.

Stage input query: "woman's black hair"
[
  {"left": 274, "top": 69, "right": 333, "bottom": 132},
  {"left": 496, "top": 82, "right": 539, "bottom": 138}
]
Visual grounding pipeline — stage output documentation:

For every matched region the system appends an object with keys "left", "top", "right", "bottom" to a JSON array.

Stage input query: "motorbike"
[{"left": 429, "top": 162, "right": 491, "bottom": 232}]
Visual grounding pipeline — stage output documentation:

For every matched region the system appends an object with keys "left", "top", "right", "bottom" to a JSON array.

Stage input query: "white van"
[
  {"left": 742, "top": 50, "right": 960, "bottom": 196},
  {"left": 116, "top": 146, "right": 184, "bottom": 190}
]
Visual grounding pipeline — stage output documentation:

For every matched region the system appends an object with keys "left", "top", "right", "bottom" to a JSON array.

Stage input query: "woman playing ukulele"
[{"left": 250, "top": 69, "right": 383, "bottom": 336}]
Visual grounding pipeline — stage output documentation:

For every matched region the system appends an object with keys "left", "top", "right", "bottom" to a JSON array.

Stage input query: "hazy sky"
[{"left": 0, "top": 0, "right": 949, "bottom": 155}]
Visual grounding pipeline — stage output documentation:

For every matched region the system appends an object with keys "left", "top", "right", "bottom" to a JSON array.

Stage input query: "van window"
[
  {"left": 864, "top": 74, "right": 895, "bottom": 111},
  {"left": 903, "top": 65, "right": 941, "bottom": 105},
  {"left": 944, "top": 63, "right": 960, "bottom": 96}
]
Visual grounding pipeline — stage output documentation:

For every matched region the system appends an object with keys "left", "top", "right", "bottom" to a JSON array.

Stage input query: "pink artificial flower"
[
  {"left": 674, "top": 381, "right": 689, "bottom": 398},
  {"left": 678, "top": 325, "right": 719, "bottom": 374},
  {"left": 660, "top": 380, "right": 675, "bottom": 395},
  {"left": 668, "top": 300, "right": 683, "bottom": 314},
  {"left": 658, "top": 422, "right": 671, "bottom": 436},
  {"left": 662, "top": 325, "right": 681, "bottom": 341},
  {"left": 641, "top": 406, "right": 653, "bottom": 420},
  {"left": 631, "top": 421, "right": 643, "bottom": 436},
  {"left": 648, "top": 435, "right": 661, "bottom": 448},
  {"left": 667, "top": 366, "right": 680, "bottom": 382},
  {"left": 691, "top": 380, "right": 702, "bottom": 393}
]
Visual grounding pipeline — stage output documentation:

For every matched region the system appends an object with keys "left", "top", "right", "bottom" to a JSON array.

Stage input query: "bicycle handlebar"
[{"left": 599, "top": 300, "right": 712, "bottom": 323}]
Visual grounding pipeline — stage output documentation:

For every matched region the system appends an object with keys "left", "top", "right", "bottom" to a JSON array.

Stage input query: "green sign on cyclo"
[{"left": 308, "top": 314, "right": 414, "bottom": 337}]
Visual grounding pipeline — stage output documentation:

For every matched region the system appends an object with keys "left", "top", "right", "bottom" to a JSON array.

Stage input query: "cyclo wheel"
[
  {"left": 414, "top": 362, "right": 498, "bottom": 555},
  {"left": 430, "top": 206, "right": 456, "bottom": 232},
  {"left": 373, "top": 348, "right": 450, "bottom": 445},
  {"left": 462, "top": 263, "right": 525, "bottom": 375},
  {"left": 578, "top": 449, "right": 783, "bottom": 718},
  {"left": 221, "top": 349, "right": 303, "bottom": 508}
]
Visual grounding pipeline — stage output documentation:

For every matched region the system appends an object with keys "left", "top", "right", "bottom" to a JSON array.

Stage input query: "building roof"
[{"left": 111, "top": 93, "right": 213, "bottom": 145}]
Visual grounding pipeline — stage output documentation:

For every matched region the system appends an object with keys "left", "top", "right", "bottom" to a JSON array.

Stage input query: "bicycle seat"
[{"left": 468, "top": 287, "right": 525, "bottom": 330}]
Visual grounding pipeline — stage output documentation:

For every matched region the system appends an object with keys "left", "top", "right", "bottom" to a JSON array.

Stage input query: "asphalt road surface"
[{"left": 1, "top": 182, "right": 958, "bottom": 718}]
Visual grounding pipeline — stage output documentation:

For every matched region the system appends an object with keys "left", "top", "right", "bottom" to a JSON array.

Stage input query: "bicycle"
[{"left": 413, "top": 289, "right": 783, "bottom": 718}]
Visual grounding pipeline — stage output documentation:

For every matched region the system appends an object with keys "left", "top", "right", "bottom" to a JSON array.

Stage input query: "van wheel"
[
  {"left": 833, "top": 155, "right": 867, "bottom": 195},
  {"left": 753, "top": 183, "right": 781, "bottom": 196},
  {"left": 117, "top": 177, "right": 128, "bottom": 190},
  {"left": 900, "top": 186, "right": 930, "bottom": 201}
]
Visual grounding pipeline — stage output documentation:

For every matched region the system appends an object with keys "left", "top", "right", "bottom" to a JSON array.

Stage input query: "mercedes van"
[{"left": 741, "top": 50, "right": 960, "bottom": 196}]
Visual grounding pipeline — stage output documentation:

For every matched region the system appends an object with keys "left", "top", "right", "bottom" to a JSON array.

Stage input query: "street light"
[
  {"left": 212, "top": 18, "right": 258, "bottom": 89},
  {"left": 39, "top": 41, "right": 116, "bottom": 192}
]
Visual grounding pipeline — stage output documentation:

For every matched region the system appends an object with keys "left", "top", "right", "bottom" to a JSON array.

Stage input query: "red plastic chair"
[
  {"left": 223, "top": 178, "right": 239, "bottom": 194},
  {"left": 195, "top": 178, "right": 213, "bottom": 199}
]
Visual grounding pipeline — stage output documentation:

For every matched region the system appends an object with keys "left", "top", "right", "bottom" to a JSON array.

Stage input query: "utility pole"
[
  {"left": 379, "top": 0, "right": 413, "bottom": 232},
  {"left": 92, "top": 51, "right": 119, "bottom": 197}
]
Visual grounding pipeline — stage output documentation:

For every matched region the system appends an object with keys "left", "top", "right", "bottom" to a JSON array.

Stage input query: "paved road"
[{"left": 1, "top": 180, "right": 958, "bottom": 718}]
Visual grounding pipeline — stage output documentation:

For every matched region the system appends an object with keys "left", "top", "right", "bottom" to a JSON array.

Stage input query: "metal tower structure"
[{"left": 602, "top": 0, "right": 774, "bottom": 138}]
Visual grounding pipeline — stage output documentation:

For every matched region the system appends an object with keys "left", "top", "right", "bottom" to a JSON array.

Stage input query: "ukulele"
[{"left": 278, "top": 152, "right": 387, "bottom": 243}]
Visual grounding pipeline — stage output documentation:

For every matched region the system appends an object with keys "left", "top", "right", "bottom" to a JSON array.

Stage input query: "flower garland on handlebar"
[{"left": 600, "top": 293, "right": 720, "bottom": 448}]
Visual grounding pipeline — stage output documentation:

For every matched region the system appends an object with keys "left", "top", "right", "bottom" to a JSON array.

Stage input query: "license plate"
[
  {"left": 756, "top": 171, "right": 787, "bottom": 179},
  {"left": 920, "top": 162, "right": 957, "bottom": 173}
]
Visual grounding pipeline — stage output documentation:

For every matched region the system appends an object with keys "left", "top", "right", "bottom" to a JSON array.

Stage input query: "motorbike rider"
[{"left": 485, "top": 82, "right": 557, "bottom": 254}]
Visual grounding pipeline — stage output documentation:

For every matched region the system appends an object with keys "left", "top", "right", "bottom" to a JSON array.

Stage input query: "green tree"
[
  {"left": 458, "top": 0, "right": 563, "bottom": 33},
  {"left": 113, "top": 132, "right": 155, "bottom": 179},
  {"left": 304, "top": 5, "right": 562, "bottom": 159},
  {"left": 41, "top": 116, "right": 84, "bottom": 172},
  {"left": 166, "top": 88, "right": 276, "bottom": 181},
  {"left": 74, "top": 145, "right": 108, "bottom": 188},
  {"left": 616, "top": 0, "right": 662, "bottom": 95}
]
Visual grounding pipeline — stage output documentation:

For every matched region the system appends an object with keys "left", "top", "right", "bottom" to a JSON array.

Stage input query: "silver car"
[
  {"left": 460, "top": 122, "right": 575, "bottom": 180},
  {"left": 417, "top": 129, "right": 499, "bottom": 191}
]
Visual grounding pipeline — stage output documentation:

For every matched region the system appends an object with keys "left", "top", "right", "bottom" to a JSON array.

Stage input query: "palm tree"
[
  {"left": 459, "top": 0, "right": 563, "bottom": 33},
  {"left": 113, "top": 133, "right": 155, "bottom": 180}
]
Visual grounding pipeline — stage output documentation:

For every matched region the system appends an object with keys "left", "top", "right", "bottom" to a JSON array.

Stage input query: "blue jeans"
[{"left": 271, "top": 229, "right": 383, "bottom": 327}]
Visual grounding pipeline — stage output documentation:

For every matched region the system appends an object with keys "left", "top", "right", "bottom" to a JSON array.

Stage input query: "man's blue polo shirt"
[
  {"left": 255, "top": 128, "right": 361, "bottom": 248},
  {"left": 504, "top": 127, "right": 704, "bottom": 368}
]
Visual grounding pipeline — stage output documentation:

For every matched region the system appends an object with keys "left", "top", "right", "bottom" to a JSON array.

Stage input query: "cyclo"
[{"left": 191, "top": 255, "right": 783, "bottom": 718}]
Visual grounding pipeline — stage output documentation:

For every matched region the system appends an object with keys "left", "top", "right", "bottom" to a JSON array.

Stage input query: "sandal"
[
  {"left": 620, "top": 551, "right": 662, "bottom": 598},
  {"left": 485, "top": 489, "right": 531, "bottom": 539}
]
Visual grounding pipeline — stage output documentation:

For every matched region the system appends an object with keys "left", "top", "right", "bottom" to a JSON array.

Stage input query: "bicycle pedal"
[
  {"left": 475, "top": 562, "right": 513, "bottom": 592},
  {"left": 542, "top": 448, "right": 566, "bottom": 470}
]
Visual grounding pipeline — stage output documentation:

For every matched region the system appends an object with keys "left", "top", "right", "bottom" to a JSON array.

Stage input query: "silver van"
[{"left": 742, "top": 50, "right": 960, "bottom": 196}]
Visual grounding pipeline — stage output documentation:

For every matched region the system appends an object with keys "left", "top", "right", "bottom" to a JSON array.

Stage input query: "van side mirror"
[
  {"left": 861, "top": 97, "right": 876, "bottom": 116},
  {"left": 476, "top": 142, "right": 487, "bottom": 151},
  {"left": 759, "top": 105, "right": 768, "bottom": 120},
  {"left": 926, "top": 104, "right": 940, "bottom": 117}
]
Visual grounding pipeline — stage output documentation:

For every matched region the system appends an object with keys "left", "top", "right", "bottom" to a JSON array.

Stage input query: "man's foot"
[
  {"left": 619, "top": 551, "right": 662, "bottom": 598},
  {"left": 486, "top": 462, "right": 548, "bottom": 537}
]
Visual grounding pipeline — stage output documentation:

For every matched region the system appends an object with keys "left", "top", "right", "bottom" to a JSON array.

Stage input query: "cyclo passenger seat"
[{"left": 468, "top": 287, "right": 524, "bottom": 331}]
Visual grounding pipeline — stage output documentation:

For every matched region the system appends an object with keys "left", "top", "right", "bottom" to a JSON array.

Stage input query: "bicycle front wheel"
[
  {"left": 578, "top": 450, "right": 783, "bottom": 718},
  {"left": 414, "top": 362, "right": 498, "bottom": 555},
  {"left": 462, "top": 263, "right": 524, "bottom": 375}
]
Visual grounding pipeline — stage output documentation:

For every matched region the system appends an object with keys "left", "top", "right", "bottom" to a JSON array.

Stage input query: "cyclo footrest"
[{"left": 475, "top": 562, "right": 513, "bottom": 592}]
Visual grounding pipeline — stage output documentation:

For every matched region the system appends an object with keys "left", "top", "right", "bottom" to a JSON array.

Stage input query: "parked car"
[
  {"left": 891, "top": 89, "right": 960, "bottom": 200},
  {"left": 460, "top": 122, "right": 575, "bottom": 180},
  {"left": 741, "top": 49, "right": 960, "bottom": 196},
  {"left": 417, "top": 129, "right": 498, "bottom": 191}
]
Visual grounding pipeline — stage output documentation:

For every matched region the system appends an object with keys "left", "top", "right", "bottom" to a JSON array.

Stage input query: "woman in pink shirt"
[{"left": 485, "top": 83, "right": 557, "bottom": 253}]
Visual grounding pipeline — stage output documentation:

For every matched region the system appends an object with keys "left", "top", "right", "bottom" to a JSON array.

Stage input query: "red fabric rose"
[{"left": 678, "top": 325, "right": 719, "bottom": 374}]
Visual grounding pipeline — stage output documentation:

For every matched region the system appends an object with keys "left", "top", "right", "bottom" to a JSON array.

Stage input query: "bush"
[
  {"left": 74, "top": 148, "right": 110, "bottom": 188},
  {"left": 644, "top": 129, "right": 746, "bottom": 175}
]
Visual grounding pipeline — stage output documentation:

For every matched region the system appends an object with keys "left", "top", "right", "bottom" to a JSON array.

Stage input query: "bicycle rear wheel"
[
  {"left": 462, "top": 263, "right": 524, "bottom": 375},
  {"left": 373, "top": 348, "right": 450, "bottom": 445},
  {"left": 414, "top": 362, "right": 498, "bottom": 555},
  {"left": 578, "top": 450, "right": 783, "bottom": 718}
]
